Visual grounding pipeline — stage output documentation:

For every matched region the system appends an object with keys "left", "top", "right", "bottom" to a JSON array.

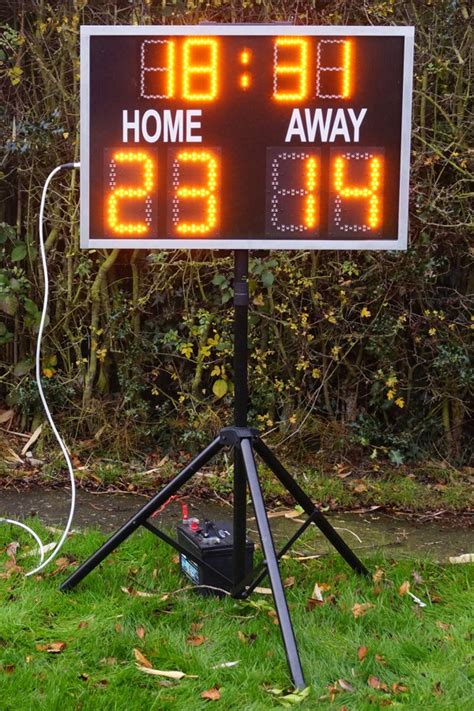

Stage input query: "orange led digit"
[
  {"left": 165, "top": 40, "right": 176, "bottom": 98},
  {"left": 268, "top": 149, "right": 320, "bottom": 236},
  {"left": 173, "top": 150, "right": 219, "bottom": 236},
  {"left": 140, "top": 39, "right": 176, "bottom": 99},
  {"left": 273, "top": 38, "right": 309, "bottom": 102},
  {"left": 106, "top": 151, "right": 155, "bottom": 236},
  {"left": 240, "top": 49, "right": 251, "bottom": 65},
  {"left": 342, "top": 40, "right": 351, "bottom": 98},
  {"left": 304, "top": 157, "right": 317, "bottom": 229},
  {"left": 182, "top": 38, "right": 219, "bottom": 101},
  {"left": 333, "top": 153, "right": 383, "bottom": 230},
  {"left": 317, "top": 39, "right": 352, "bottom": 99},
  {"left": 239, "top": 73, "right": 251, "bottom": 90}
]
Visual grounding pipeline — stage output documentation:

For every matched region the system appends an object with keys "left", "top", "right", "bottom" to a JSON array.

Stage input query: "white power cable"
[{"left": 1, "top": 162, "right": 80, "bottom": 576}]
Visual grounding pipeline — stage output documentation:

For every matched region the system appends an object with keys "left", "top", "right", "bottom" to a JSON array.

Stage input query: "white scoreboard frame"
[{"left": 80, "top": 24, "right": 414, "bottom": 250}]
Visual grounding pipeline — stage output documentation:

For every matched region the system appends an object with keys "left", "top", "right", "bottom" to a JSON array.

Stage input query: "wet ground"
[{"left": 0, "top": 487, "right": 472, "bottom": 562}]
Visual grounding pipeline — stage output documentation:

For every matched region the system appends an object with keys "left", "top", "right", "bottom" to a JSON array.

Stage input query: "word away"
[{"left": 285, "top": 108, "right": 367, "bottom": 143}]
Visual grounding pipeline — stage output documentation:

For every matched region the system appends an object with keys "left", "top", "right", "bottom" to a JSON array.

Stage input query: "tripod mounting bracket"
[{"left": 219, "top": 426, "right": 259, "bottom": 447}]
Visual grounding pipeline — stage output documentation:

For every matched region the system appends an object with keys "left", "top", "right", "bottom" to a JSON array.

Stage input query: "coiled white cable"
[{"left": 1, "top": 162, "right": 80, "bottom": 576}]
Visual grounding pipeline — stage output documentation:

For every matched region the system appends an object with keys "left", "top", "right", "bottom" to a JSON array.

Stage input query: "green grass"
[
  {"left": 206, "top": 466, "right": 473, "bottom": 513},
  {"left": 0, "top": 523, "right": 472, "bottom": 710}
]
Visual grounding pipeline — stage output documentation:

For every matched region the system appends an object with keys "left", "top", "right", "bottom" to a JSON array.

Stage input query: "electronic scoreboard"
[{"left": 80, "top": 25, "right": 414, "bottom": 250}]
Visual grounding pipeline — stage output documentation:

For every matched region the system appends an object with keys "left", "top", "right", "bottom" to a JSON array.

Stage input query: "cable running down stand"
[{"left": 60, "top": 250, "right": 368, "bottom": 690}]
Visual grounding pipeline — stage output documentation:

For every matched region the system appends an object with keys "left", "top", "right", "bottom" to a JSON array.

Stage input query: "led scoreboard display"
[{"left": 80, "top": 25, "right": 414, "bottom": 250}]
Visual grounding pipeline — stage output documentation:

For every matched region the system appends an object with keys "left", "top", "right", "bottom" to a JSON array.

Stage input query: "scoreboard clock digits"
[
  {"left": 140, "top": 36, "right": 353, "bottom": 102},
  {"left": 81, "top": 26, "right": 414, "bottom": 250}
]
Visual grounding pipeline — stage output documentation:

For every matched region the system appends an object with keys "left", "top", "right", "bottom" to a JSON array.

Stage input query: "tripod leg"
[
  {"left": 233, "top": 447, "right": 247, "bottom": 590},
  {"left": 253, "top": 438, "right": 368, "bottom": 576},
  {"left": 60, "top": 437, "right": 223, "bottom": 591},
  {"left": 240, "top": 439, "right": 306, "bottom": 690}
]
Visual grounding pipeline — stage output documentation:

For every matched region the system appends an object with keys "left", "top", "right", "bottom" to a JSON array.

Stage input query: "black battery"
[{"left": 177, "top": 519, "right": 254, "bottom": 595}]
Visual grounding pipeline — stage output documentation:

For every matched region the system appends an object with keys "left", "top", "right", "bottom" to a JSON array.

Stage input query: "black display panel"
[{"left": 80, "top": 26, "right": 414, "bottom": 250}]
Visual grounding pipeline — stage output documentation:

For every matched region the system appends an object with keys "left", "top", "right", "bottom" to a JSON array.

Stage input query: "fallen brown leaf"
[
  {"left": 136, "top": 626, "right": 146, "bottom": 640},
  {"left": 436, "top": 621, "right": 451, "bottom": 631},
  {"left": 78, "top": 621, "right": 89, "bottom": 629},
  {"left": 21, "top": 424, "right": 43, "bottom": 455},
  {"left": 121, "top": 586, "right": 155, "bottom": 598},
  {"left": 36, "top": 642, "right": 66, "bottom": 654},
  {"left": 373, "top": 568, "right": 384, "bottom": 583},
  {"left": 432, "top": 681, "right": 443, "bottom": 696},
  {"left": 186, "top": 635, "right": 207, "bottom": 646},
  {"left": 306, "top": 597, "right": 324, "bottom": 611},
  {"left": 201, "top": 687, "right": 221, "bottom": 701},
  {"left": 357, "top": 645, "right": 368, "bottom": 662},
  {"left": 5, "top": 542, "right": 19, "bottom": 560},
  {"left": 136, "top": 665, "right": 196, "bottom": 679},
  {"left": 399, "top": 580, "right": 410, "bottom": 596},
  {"left": 0, "top": 665, "right": 15, "bottom": 674},
  {"left": 367, "top": 675, "right": 388, "bottom": 691},
  {"left": 114, "top": 623, "right": 123, "bottom": 633},
  {"left": 0, "top": 409, "right": 14, "bottom": 424},
  {"left": 133, "top": 648, "right": 152, "bottom": 669},
  {"left": 352, "top": 602, "right": 374, "bottom": 618},
  {"left": 55, "top": 557, "right": 72, "bottom": 568},
  {"left": 100, "top": 657, "right": 117, "bottom": 666},
  {"left": 0, "top": 562, "right": 23, "bottom": 578},
  {"left": 284, "top": 576, "right": 295, "bottom": 588},
  {"left": 267, "top": 609, "right": 279, "bottom": 625},
  {"left": 391, "top": 682, "right": 409, "bottom": 693},
  {"left": 338, "top": 679, "right": 354, "bottom": 692}
]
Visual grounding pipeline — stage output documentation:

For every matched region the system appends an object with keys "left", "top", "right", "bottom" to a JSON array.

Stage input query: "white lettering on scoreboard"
[{"left": 122, "top": 109, "right": 203, "bottom": 143}]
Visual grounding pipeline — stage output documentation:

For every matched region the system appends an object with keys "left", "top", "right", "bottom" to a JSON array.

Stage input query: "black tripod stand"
[{"left": 60, "top": 250, "right": 368, "bottom": 689}]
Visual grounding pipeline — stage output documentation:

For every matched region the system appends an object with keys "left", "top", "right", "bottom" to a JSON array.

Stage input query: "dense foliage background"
[{"left": 0, "top": 1, "right": 472, "bottom": 467}]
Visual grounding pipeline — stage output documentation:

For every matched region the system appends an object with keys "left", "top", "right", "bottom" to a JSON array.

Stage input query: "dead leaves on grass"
[
  {"left": 135, "top": 625, "right": 146, "bottom": 640},
  {"left": 137, "top": 665, "right": 196, "bottom": 680},
  {"left": 133, "top": 648, "right": 152, "bottom": 669},
  {"left": 352, "top": 602, "right": 374, "bottom": 618},
  {"left": 306, "top": 581, "right": 335, "bottom": 610},
  {"left": 35, "top": 641, "right": 66, "bottom": 654},
  {"left": 201, "top": 687, "right": 221, "bottom": 701},
  {"left": 0, "top": 664, "right": 15, "bottom": 674},
  {"left": 398, "top": 580, "right": 410, "bottom": 596},
  {"left": 186, "top": 635, "right": 208, "bottom": 646},
  {"left": 134, "top": 648, "right": 198, "bottom": 680},
  {"left": 338, "top": 679, "right": 354, "bottom": 692}
]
